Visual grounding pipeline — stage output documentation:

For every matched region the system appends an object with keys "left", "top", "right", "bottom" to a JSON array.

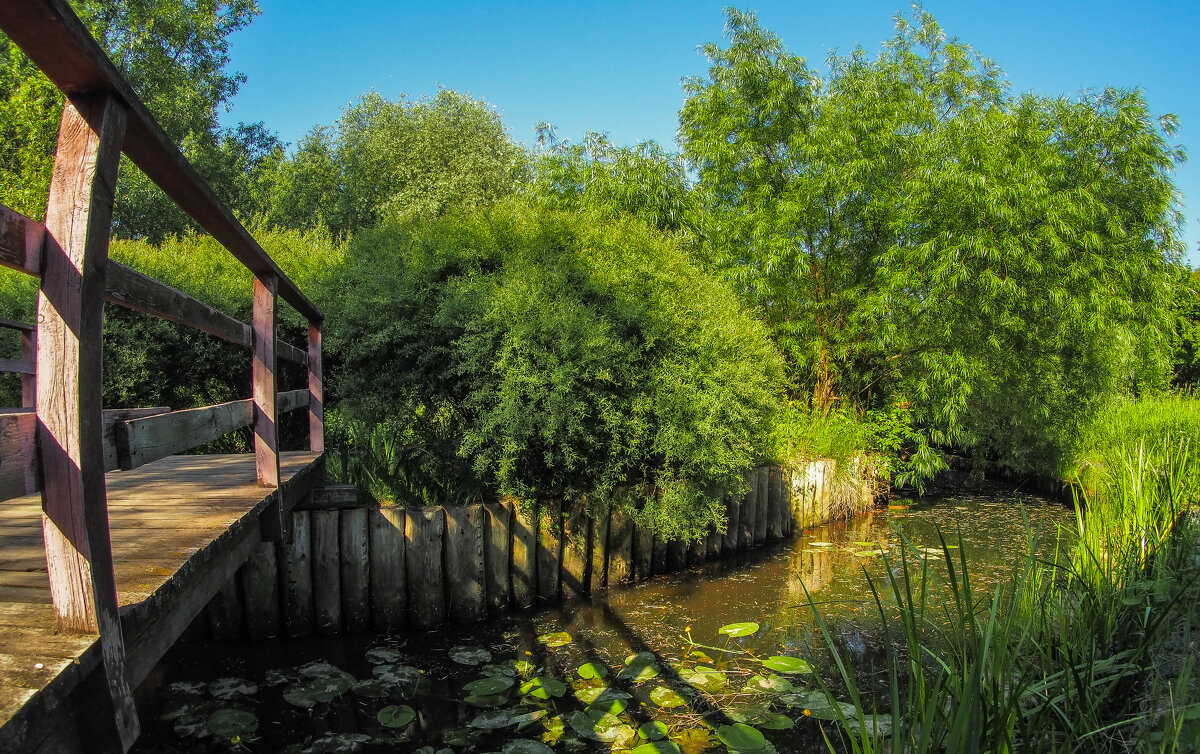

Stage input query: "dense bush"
[{"left": 328, "top": 202, "right": 785, "bottom": 539}]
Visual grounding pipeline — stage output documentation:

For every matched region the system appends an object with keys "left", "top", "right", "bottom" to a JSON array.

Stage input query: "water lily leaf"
[
  {"left": 377, "top": 704, "right": 415, "bottom": 728},
  {"left": 482, "top": 662, "right": 518, "bottom": 678},
  {"left": 514, "top": 659, "right": 536, "bottom": 677},
  {"left": 718, "top": 622, "right": 759, "bottom": 638},
  {"left": 207, "top": 677, "right": 257, "bottom": 701},
  {"left": 633, "top": 742, "right": 682, "bottom": 754},
  {"left": 853, "top": 549, "right": 885, "bottom": 557},
  {"left": 725, "top": 701, "right": 770, "bottom": 723},
  {"left": 464, "top": 675, "right": 514, "bottom": 695},
  {"left": 262, "top": 668, "right": 291, "bottom": 687},
  {"left": 351, "top": 678, "right": 391, "bottom": 698},
  {"left": 577, "top": 662, "right": 608, "bottom": 679},
  {"left": 442, "top": 726, "right": 480, "bottom": 746},
  {"left": 449, "top": 645, "right": 493, "bottom": 665},
  {"left": 365, "top": 646, "right": 405, "bottom": 665},
  {"left": 687, "top": 649, "right": 714, "bottom": 663},
  {"left": 619, "top": 652, "right": 661, "bottom": 682},
  {"left": 638, "top": 721, "right": 670, "bottom": 740},
  {"left": 512, "top": 709, "right": 548, "bottom": 730},
  {"left": 310, "top": 732, "right": 372, "bottom": 753},
  {"left": 206, "top": 708, "right": 258, "bottom": 739},
  {"left": 567, "top": 710, "right": 632, "bottom": 743},
  {"left": 308, "top": 673, "right": 354, "bottom": 702},
  {"left": 463, "top": 692, "right": 510, "bottom": 707},
  {"left": 282, "top": 684, "right": 317, "bottom": 708},
  {"left": 502, "top": 740, "right": 555, "bottom": 754},
  {"left": 168, "top": 681, "right": 208, "bottom": 695},
  {"left": 756, "top": 713, "right": 794, "bottom": 730},
  {"left": 470, "top": 709, "right": 522, "bottom": 729},
  {"left": 170, "top": 709, "right": 208, "bottom": 738},
  {"left": 536, "top": 631, "right": 573, "bottom": 647},
  {"left": 716, "top": 723, "right": 767, "bottom": 753},
  {"left": 298, "top": 661, "right": 344, "bottom": 679},
  {"left": 576, "top": 686, "right": 631, "bottom": 704},
  {"left": 760, "top": 656, "right": 812, "bottom": 674},
  {"left": 585, "top": 696, "right": 628, "bottom": 718},
  {"left": 372, "top": 664, "right": 421, "bottom": 685},
  {"left": 808, "top": 542, "right": 833, "bottom": 547},
  {"left": 520, "top": 676, "right": 566, "bottom": 699},
  {"left": 683, "top": 666, "right": 727, "bottom": 691},
  {"left": 846, "top": 713, "right": 893, "bottom": 736},
  {"left": 649, "top": 685, "right": 687, "bottom": 708},
  {"left": 786, "top": 691, "right": 856, "bottom": 720}
]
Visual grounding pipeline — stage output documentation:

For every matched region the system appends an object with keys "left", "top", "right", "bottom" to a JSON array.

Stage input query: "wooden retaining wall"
[{"left": 204, "top": 460, "right": 872, "bottom": 638}]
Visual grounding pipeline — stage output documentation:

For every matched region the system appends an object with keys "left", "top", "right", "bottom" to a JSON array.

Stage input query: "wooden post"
[
  {"left": 782, "top": 467, "right": 794, "bottom": 537},
  {"left": 706, "top": 523, "right": 721, "bottom": 560},
  {"left": 740, "top": 473, "right": 757, "bottom": 549},
  {"left": 753, "top": 467, "right": 769, "bottom": 545},
  {"left": 20, "top": 326, "right": 35, "bottom": 408},
  {"left": 667, "top": 538, "right": 687, "bottom": 571},
  {"left": 766, "top": 466, "right": 783, "bottom": 541},
  {"left": 607, "top": 507, "right": 634, "bottom": 586},
  {"left": 312, "top": 509, "right": 341, "bottom": 634},
  {"left": 368, "top": 507, "right": 406, "bottom": 631},
  {"left": 37, "top": 92, "right": 139, "bottom": 747},
  {"left": 537, "top": 500, "right": 562, "bottom": 603},
  {"left": 688, "top": 536, "right": 706, "bottom": 567},
  {"left": 253, "top": 273, "right": 283, "bottom": 541},
  {"left": 405, "top": 506, "right": 446, "bottom": 628},
  {"left": 241, "top": 542, "right": 281, "bottom": 640},
  {"left": 561, "top": 504, "right": 590, "bottom": 600},
  {"left": 282, "top": 510, "right": 315, "bottom": 637},
  {"left": 307, "top": 321, "right": 324, "bottom": 453},
  {"left": 722, "top": 494, "right": 740, "bottom": 555},
  {"left": 444, "top": 504, "right": 485, "bottom": 622},
  {"left": 339, "top": 507, "right": 370, "bottom": 632},
  {"left": 589, "top": 507, "right": 610, "bottom": 593},
  {"left": 651, "top": 534, "right": 668, "bottom": 574},
  {"left": 484, "top": 503, "right": 512, "bottom": 614},
  {"left": 510, "top": 503, "right": 537, "bottom": 609},
  {"left": 206, "top": 579, "right": 243, "bottom": 641},
  {"left": 632, "top": 518, "right": 653, "bottom": 581}
]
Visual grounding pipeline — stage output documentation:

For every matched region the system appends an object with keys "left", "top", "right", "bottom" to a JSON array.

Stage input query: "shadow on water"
[{"left": 131, "top": 490, "right": 1072, "bottom": 753}]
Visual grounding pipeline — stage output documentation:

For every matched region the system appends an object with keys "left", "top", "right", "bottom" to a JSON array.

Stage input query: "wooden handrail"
[
  {"left": 0, "top": 0, "right": 321, "bottom": 323},
  {"left": 0, "top": 316, "right": 36, "bottom": 332}
]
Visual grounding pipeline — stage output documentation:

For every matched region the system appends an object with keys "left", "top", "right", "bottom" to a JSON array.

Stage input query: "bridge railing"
[{"left": 0, "top": 1, "right": 324, "bottom": 746}]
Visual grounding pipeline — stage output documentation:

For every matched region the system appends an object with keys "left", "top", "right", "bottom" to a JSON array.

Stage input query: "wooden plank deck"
[{"left": 0, "top": 450, "right": 322, "bottom": 752}]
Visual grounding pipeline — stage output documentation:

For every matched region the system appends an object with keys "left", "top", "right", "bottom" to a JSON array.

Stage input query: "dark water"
[{"left": 132, "top": 491, "right": 1073, "bottom": 753}]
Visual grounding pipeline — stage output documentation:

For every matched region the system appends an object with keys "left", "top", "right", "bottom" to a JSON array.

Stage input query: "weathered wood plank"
[
  {"left": 253, "top": 274, "right": 282, "bottom": 541},
  {"left": 0, "top": 0, "right": 322, "bottom": 323},
  {"left": 0, "top": 411, "right": 38, "bottom": 503},
  {"left": 0, "top": 358, "right": 34, "bottom": 375},
  {"left": 651, "top": 533, "right": 667, "bottom": 575},
  {"left": 706, "top": 522, "right": 721, "bottom": 560},
  {"left": 405, "top": 507, "right": 445, "bottom": 628},
  {"left": 19, "top": 327, "right": 35, "bottom": 408},
  {"left": 633, "top": 518, "right": 653, "bottom": 581},
  {"left": 368, "top": 507, "right": 405, "bottom": 631},
  {"left": 753, "top": 467, "right": 769, "bottom": 545},
  {"left": 276, "top": 338, "right": 306, "bottom": 366},
  {"left": 339, "top": 507, "right": 370, "bottom": 633},
  {"left": 483, "top": 502, "right": 511, "bottom": 614},
  {"left": 308, "top": 323, "right": 324, "bottom": 452},
  {"left": 688, "top": 535, "right": 706, "bottom": 567},
  {"left": 295, "top": 485, "right": 359, "bottom": 510},
  {"left": 444, "top": 504, "right": 485, "bottom": 622},
  {"left": 0, "top": 204, "right": 43, "bottom": 276},
  {"left": 206, "top": 579, "right": 243, "bottom": 641},
  {"left": 104, "top": 260, "right": 250, "bottom": 347},
  {"left": 722, "top": 494, "right": 740, "bottom": 555},
  {"left": 607, "top": 507, "right": 634, "bottom": 586},
  {"left": 311, "top": 510, "right": 341, "bottom": 634},
  {"left": 281, "top": 510, "right": 314, "bottom": 637},
  {"left": 510, "top": 503, "right": 537, "bottom": 609},
  {"left": 590, "top": 507, "right": 610, "bottom": 593},
  {"left": 277, "top": 389, "right": 308, "bottom": 416},
  {"left": 666, "top": 538, "right": 687, "bottom": 572},
  {"left": 101, "top": 407, "right": 169, "bottom": 474},
  {"left": 240, "top": 542, "right": 281, "bottom": 640},
  {"left": 536, "top": 500, "right": 562, "bottom": 603},
  {"left": 116, "top": 400, "right": 253, "bottom": 471},
  {"left": 0, "top": 317, "right": 35, "bottom": 332},
  {"left": 560, "top": 504, "right": 590, "bottom": 600},
  {"left": 766, "top": 465, "right": 783, "bottom": 541},
  {"left": 37, "top": 91, "right": 139, "bottom": 747},
  {"left": 739, "top": 473, "right": 757, "bottom": 549},
  {"left": 781, "top": 467, "right": 794, "bottom": 537}
]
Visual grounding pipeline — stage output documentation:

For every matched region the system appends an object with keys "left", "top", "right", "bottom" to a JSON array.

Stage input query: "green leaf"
[
  {"left": 463, "top": 675, "right": 514, "bottom": 695},
  {"left": 649, "top": 685, "right": 688, "bottom": 708},
  {"left": 449, "top": 645, "right": 492, "bottom": 665},
  {"left": 638, "top": 721, "right": 670, "bottom": 740},
  {"left": 376, "top": 704, "right": 415, "bottom": 728},
  {"left": 536, "top": 631, "right": 573, "bottom": 647},
  {"left": 718, "top": 622, "right": 760, "bottom": 637},
  {"left": 577, "top": 662, "right": 608, "bottom": 679},
  {"left": 759, "top": 656, "right": 812, "bottom": 674},
  {"left": 716, "top": 723, "right": 768, "bottom": 753},
  {"left": 519, "top": 676, "right": 566, "bottom": 699},
  {"left": 633, "top": 742, "right": 683, "bottom": 754},
  {"left": 205, "top": 708, "right": 258, "bottom": 739}
]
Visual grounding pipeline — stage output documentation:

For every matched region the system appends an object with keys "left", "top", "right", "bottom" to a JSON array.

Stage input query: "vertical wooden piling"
[
  {"left": 607, "top": 507, "right": 634, "bottom": 586},
  {"left": 666, "top": 538, "right": 687, "bottom": 572},
  {"left": 406, "top": 506, "right": 446, "bottom": 628},
  {"left": 722, "top": 494, "right": 740, "bottom": 555},
  {"left": 688, "top": 536, "right": 705, "bottom": 566},
  {"left": 740, "top": 474, "right": 757, "bottom": 549},
  {"left": 561, "top": 504, "right": 590, "bottom": 600},
  {"left": 589, "top": 507, "right": 610, "bottom": 593},
  {"left": 766, "top": 465, "right": 783, "bottom": 541},
  {"left": 782, "top": 467, "right": 793, "bottom": 537},
  {"left": 206, "top": 579, "right": 243, "bottom": 640},
  {"left": 633, "top": 519, "right": 653, "bottom": 582},
  {"left": 339, "top": 507, "right": 370, "bottom": 632},
  {"left": 281, "top": 510, "right": 314, "bottom": 637},
  {"left": 510, "top": 503, "right": 537, "bottom": 609},
  {"left": 444, "top": 504, "right": 486, "bottom": 622},
  {"left": 651, "top": 535, "right": 668, "bottom": 574},
  {"left": 312, "top": 509, "right": 342, "bottom": 634},
  {"left": 537, "top": 500, "right": 562, "bottom": 603},
  {"left": 706, "top": 523, "right": 721, "bottom": 560},
  {"left": 368, "top": 507, "right": 406, "bottom": 631},
  {"left": 753, "top": 467, "right": 769, "bottom": 545},
  {"left": 241, "top": 541, "right": 281, "bottom": 639},
  {"left": 484, "top": 502, "right": 512, "bottom": 614}
]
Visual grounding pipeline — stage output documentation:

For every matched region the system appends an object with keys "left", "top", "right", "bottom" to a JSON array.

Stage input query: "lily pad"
[
  {"left": 519, "top": 676, "right": 567, "bottom": 699},
  {"left": 464, "top": 675, "right": 514, "bottom": 695},
  {"left": 309, "top": 732, "right": 372, "bottom": 753},
  {"left": 577, "top": 662, "right": 608, "bottom": 679},
  {"left": 683, "top": 666, "right": 728, "bottom": 692},
  {"left": 350, "top": 678, "right": 391, "bottom": 698},
  {"left": 745, "top": 674, "right": 794, "bottom": 694},
  {"left": 282, "top": 684, "right": 318, "bottom": 708},
  {"left": 716, "top": 723, "right": 768, "bottom": 753},
  {"left": 618, "top": 652, "right": 661, "bottom": 682},
  {"left": 536, "top": 631, "right": 573, "bottom": 647},
  {"left": 808, "top": 542, "right": 834, "bottom": 547},
  {"left": 365, "top": 646, "right": 405, "bottom": 665},
  {"left": 377, "top": 704, "right": 415, "bottom": 728},
  {"left": 633, "top": 742, "right": 682, "bottom": 754},
  {"left": 469, "top": 709, "right": 523, "bottom": 729},
  {"left": 576, "top": 686, "right": 631, "bottom": 704},
  {"left": 372, "top": 664, "right": 421, "bottom": 685},
  {"left": 718, "top": 622, "right": 760, "bottom": 638},
  {"left": 205, "top": 708, "right": 258, "bottom": 739},
  {"left": 638, "top": 721, "right": 670, "bottom": 741},
  {"left": 585, "top": 696, "right": 629, "bottom": 717},
  {"left": 760, "top": 656, "right": 813, "bottom": 674},
  {"left": 207, "top": 677, "right": 257, "bottom": 701},
  {"left": 649, "top": 685, "right": 688, "bottom": 708},
  {"left": 502, "top": 740, "right": 555, "bottom": 754},
  {"left": 449, "top": 645, "right": 493, "bottom": 665},
  {"left": 463, "top": 692, "right": 510, "bottom": 708},
  {"left": 757, "top": 713, "right": 794, "bottom": 730}
]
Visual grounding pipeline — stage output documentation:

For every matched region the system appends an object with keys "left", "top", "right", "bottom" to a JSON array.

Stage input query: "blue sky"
[{"left": 218, "top": 0, "right": 1199, "bottom": 263}]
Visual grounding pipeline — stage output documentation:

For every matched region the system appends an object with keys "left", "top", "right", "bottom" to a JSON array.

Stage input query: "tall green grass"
[{"left": 807, "top": 396, "right": 1200, "bottom": 752}]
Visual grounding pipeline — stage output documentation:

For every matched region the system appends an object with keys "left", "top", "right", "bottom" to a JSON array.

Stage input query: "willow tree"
[{"left": 680, "top": 8, "right": 1183, "bottom": 475}]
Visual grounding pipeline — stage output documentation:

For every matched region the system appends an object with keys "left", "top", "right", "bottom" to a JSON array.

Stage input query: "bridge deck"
[{"left": 0, "top": 450, "right": 322, "bottom": 750}]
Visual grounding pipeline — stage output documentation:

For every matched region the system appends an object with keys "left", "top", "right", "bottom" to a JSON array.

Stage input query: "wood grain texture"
[
  {"left": 281, "top": 511, "right": 314, "bottom": 637},
  {"left": 589, "top": 508, "right": 610, "bottom": 593},
  {"left": 339, "top": 508, "right": 370, "bottom": 633},
  {"left": 483, "top": 503, "right": 511, "bottom": 614},
  {"left": 240, "top": 542, "right": 280, "bottom": 640},
  {"left": 405, "top": 507, "right": 445, "bottom": 628},
  {"left": 607, "top": 508, "right": 634, "bottom": 586},
  {"left": 19, "top": 327, "right": 35, "bottom": 408},
  {"left": 0, "top": 204, "right": 44, "bottom": 276},
  {"left": 739, "top": 473, "right": 757, "bottom": 550},
  {"left": 277, "top": 389, "right": 308, "bottom": 416},
  {"left": 753, "top": 467, "right": 769, "bottom": 545},
  {"left": 307, "top": 323, "right": 323, "bottom": 453},
  {"left": 0, "top": 411, "right": 39, "bottom": 503},
  {"left": 723, "top": 494, "right": 740, "bottom": 555},
  {"left": 311, "top": 509, "right": 341, "bottom": 634},
  {"left": 510, "top": 503, "right": 537, "bottom": 609},
  {"left": 560, "top": 504, "right": 590, "bottom": 600},
  {"left": 0, "top": 358, "right": 34, "bottom": 375},
  {"left": 766, "top": 465, "right": 783, "bottom": 542},
  {"left": 252, "top": 275, "right": 278, "bottom": 488},
  {"left": 104, "top": 261, "right": 250, "bottom": 347},
  {"left": 116, "top": 401, "right": 252, "bottom": 470},
  {"left": 367, "top": 508, "right": 405, "bottom": 631},
  {"left": 536, "top": 501, "right": 562, "bottom": 603},
  {"left": 444, "top": 505, "right": 485, "bottom": 622}
]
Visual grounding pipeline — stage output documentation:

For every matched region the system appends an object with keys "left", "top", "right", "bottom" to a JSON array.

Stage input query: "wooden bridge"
[{"left": 0, "top": 2, "right": 326, "bottom": 751}]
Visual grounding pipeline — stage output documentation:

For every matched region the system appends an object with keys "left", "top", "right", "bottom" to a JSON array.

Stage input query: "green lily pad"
[
  {"left": 683, "top": 666, "right": 728, "bottom": 691},
  {"left": 618, "top": 652, "right": 661, "bottom": 682},
  {"left": 207, "top": 677, "right": 257, "bottom": 701},
  {"left": 853, "top": 549, "right": 886, "bottom": 557},
  {"left": 757, "top": 713, "right": 794, "bottom": 730},
  {"left": 577, "top": 662, "right": 608, "bottom": 679},
  {"left": 310, "top": 732, "right": 372, "bottom": 753},
  {"left": 514, "top": 659, "right": 536, "bottom": 677},
  {"left": 502, "top": 740, "right": 555, "bottom": 754},
  {"left": 633, "top": 742, "right": 683, "bottom": 754},
  {"left": 463, "top": 692, "right": 510, "bottom": 707},
  {"left": 638, "top": 720, "right": 670, "bottom": 740},
  {"left": 585, "top": 696, "right": 629, "bottom": 718},
  {"left": 760, "top": 656, "right": 813, "bottom": 674},
  {"left": 469, "top": 709, "right": 523, "bottom": 729},
  {"left": 576, "top": 686, "right": 632, "bottom": 704},
  {"left": 463, "top": 675, "right": 514, "bottom": 695},
  {"left": 449, "top": 645, "right": 493, "bottom": 665},
  {"left": 536, "top": 631, "right": 573, "bottom": 647},
  {"left": 745, "top": 674, "right": 794, "bottom": 694},
  {"left": 350, "top": 678, "right": 391, "bottom": 698},
  {"left": 364, "top": 646, "right": 405, "bottom": 665},
  {"left": 372, "top": 664, "right": 421, "bottom": 685},
  {"left": 519, "top": 676, "right": 566, "bottom": 699},
  {"left": 649, "top": 685, "right": 688, "bottom": 708},
  {"left": 716, "top": 723, "right": 768, "bottom": 753},
  {"left": 719, "top": 622, "right": 760, "bottom": 637},
  {"left": 205, "top": 708, "right": 258, "bottom": 739},
  {"left": 377, "top": 704, "right": 415, "bottom": 728},
  {"left": 808, "top": 541, "right": 833, "bottom": 547},
  {"left": 281, "top": 684, "right": 317, "bottom": 708}
]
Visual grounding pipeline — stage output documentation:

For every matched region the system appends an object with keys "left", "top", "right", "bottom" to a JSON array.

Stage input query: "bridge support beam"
[{"left": 37, "top": 91, "right": 139, "bottom": 749}]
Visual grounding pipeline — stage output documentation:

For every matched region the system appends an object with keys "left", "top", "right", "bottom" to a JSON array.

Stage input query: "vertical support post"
[
  {"left": 307, "top": 321, "right": 324, "bottom": 453},
  {"left": 37, "top": 93, "right": 139, "bottom": 748},
  {"left": 20, "top": 326, "right": 35, "bottom": 408},
  {"left": 253, "top": 274, "right": 283, "bottom": 540}
]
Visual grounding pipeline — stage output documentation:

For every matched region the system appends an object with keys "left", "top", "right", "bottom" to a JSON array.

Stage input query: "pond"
[{"left": 131, "top": 489, "right": 1073, "bottom": 754}]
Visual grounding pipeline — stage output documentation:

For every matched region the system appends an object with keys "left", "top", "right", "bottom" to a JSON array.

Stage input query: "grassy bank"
[{"left": 809, "top": 395, "right": 1200, "bottom": 752}]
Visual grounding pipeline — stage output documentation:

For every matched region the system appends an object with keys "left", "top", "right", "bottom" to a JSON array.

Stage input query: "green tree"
[{"left": 680, "top": 7, "right": 1183, "bottom": 477}]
